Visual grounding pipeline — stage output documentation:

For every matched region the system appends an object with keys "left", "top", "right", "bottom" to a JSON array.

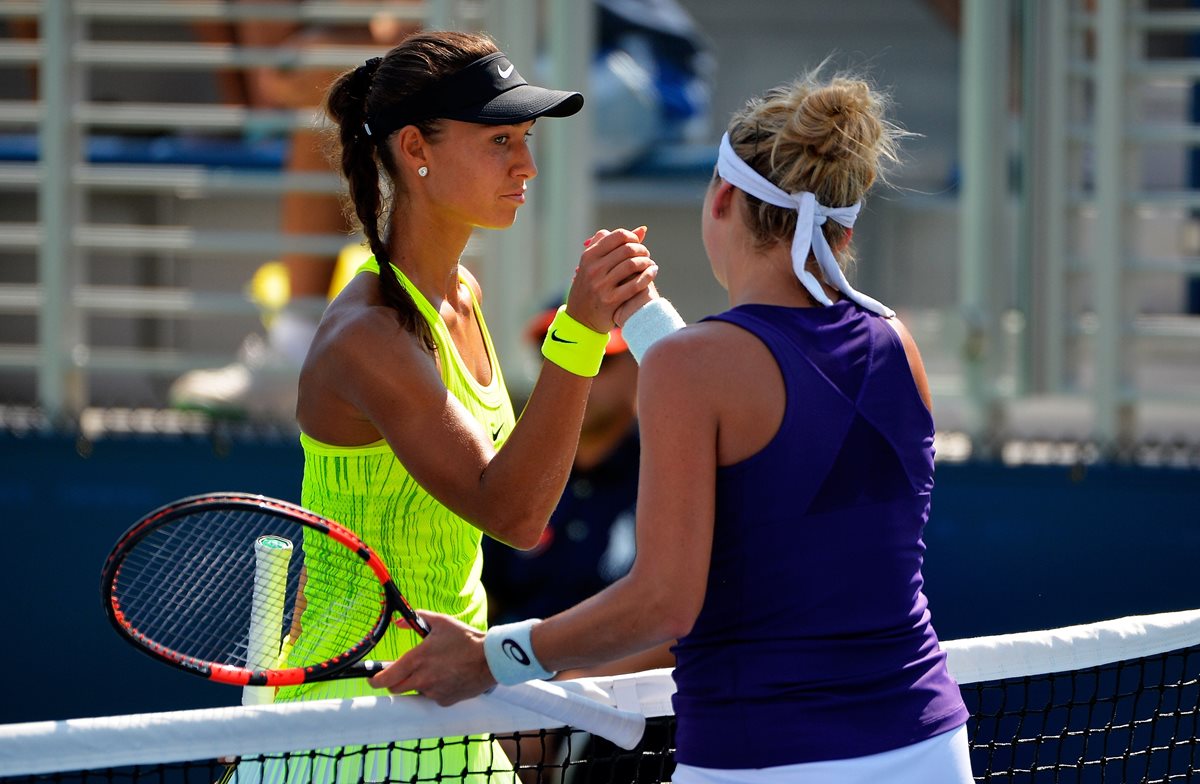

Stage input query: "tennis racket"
[{"left": 100, "top": 492, "right": 645, "bottom": 749}]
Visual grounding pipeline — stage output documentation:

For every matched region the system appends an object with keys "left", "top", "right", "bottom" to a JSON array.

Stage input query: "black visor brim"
[{"left": 445, "top": 85, "right": 584, "bottom": 124}]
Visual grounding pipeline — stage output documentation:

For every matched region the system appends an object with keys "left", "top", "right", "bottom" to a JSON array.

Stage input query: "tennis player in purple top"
[{"left": 372, "top": 65, "right": 974, "bottom": 783}]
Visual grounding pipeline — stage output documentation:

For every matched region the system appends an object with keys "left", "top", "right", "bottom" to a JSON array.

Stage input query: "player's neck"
[
  {"left": 728, "top": 257, "right": 826, "bottom": 309},
  {"left": 388, "top": 207, "right": 473, "bottom": 304},
  {"left": 387, "top": 236, "right": 471, "bottom": 310}
]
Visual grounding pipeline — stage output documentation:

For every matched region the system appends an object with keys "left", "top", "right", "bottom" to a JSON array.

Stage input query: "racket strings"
[
  {"left": 286, "top": 532, "right": 390, "bottom": 665},
  {"left": 127, "top": 512, "right": 265, "bottom": 662},
  {"left": 109, "top": 507, "right": 388, "bottom": 673},
  {"left": 152, "top": 518, "right": 253, "bottom": 657}
]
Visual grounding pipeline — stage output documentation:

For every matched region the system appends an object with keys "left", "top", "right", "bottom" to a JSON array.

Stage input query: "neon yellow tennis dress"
[{"left": 272, "top": 257, "right": 518, "bottom": 784}]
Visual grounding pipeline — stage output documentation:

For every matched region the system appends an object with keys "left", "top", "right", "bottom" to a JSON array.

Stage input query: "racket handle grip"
[{"left": 489, "top": 680, "right": 647, "bottom": 750}]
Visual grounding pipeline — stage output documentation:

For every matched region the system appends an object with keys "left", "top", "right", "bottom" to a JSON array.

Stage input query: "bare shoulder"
[
  {"left": 641, "top": 321, "right": 719, "bottom": 372},
  {"left": 883, "top": 315, "right": 933, "bottom": 412},
  {"left": 639, "top": 320, "right": 769, "bottom": 399},
  {"left": 643, "top": 320, "right": 769, "bottom": 367},
  {"left": 319, "top": 299, "right": 426, "bottom": 368},
  {"left": 884, "top": 314, "right": 918, "bottom": 351},
  {"left": 300, "top": 296, "right": 442, "bottom": 429},
  {"left": 637, "top": 320, "right": 782, "bottom": 465},
  {"left": 458, "top": 265, "right": 484, "bottom": 304}
]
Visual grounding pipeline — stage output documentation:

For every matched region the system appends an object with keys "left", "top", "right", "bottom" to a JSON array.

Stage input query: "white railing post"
[
  {"left": 959, "top": 0, "right": 1011, "bottom": 450},
  {"left": 1022, "top": 0, "right": 1070, "bottom": 396},
  {"left": 539, "top": 0, "right": 594, "bottom": 296},
  {"left": 425, "top": 0, "right": 454, "bottom": 31},
  {"left": 1093, "top": 0, "right": 1135, "bottom": 450},
  {"left": 484, "top": 0, "right": 541, "bottom": 387},
  {"left": 37, "top": 0, "right": 85, "bottom": 421}
]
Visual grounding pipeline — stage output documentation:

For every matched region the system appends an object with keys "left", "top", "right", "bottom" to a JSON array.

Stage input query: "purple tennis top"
[{"left": 670, "top": 302, "right": 968, "bottom": 769}]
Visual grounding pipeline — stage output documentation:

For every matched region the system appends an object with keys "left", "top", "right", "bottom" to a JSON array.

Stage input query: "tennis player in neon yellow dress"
[{"left": 261, "top": 29, "right": 657, "bottom": 784}]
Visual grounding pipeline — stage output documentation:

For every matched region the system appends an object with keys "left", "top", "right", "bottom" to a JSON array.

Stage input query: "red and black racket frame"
[{"left": 100, "top": 492, "right": 431, "bottom": 688}]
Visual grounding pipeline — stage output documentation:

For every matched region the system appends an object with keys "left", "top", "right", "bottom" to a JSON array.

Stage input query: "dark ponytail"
[
  {"left": 324, "top": 55, "right": 433, "bottom": 352},
  {"left": 324, "top": 31, "right": 498, "bottom": 353}
]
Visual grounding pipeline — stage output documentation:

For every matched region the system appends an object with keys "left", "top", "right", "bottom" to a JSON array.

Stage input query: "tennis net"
[{"left": 2, "top": 608, "right": 1199, "bottom": 784}]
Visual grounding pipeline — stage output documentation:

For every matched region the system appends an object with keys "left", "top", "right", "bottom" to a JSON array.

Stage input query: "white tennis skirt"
[{"left": 671, "top": 723, "right": 973, "bottom": 784}]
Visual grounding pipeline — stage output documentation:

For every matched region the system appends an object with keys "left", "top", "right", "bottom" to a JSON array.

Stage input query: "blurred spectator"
[
  {"left": 484, "top": 304, "right": 641, "bottom": 626},
  {"left": 484, "top": 301, "right": 674, "bottom": 784},
  {"left": 591, "top": 0, "right": 714, "bottom": 173},
  {"left": 170, "top": 1, "right": 418, "bottom": 418}
]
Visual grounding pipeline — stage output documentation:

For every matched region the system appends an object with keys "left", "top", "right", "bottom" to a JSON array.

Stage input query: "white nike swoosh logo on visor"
[{"left": 498, "top": 64, "right": 514, "bottom": 78}]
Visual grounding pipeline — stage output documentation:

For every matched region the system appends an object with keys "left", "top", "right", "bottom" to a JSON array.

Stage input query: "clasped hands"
[{"left": 565, "top": 226, "right": 661, "bottom": 335}]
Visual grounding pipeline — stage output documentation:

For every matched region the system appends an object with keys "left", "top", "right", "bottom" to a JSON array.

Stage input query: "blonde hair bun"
[{"left": 726, "top": 65, "right": 906, "bottom": 267}]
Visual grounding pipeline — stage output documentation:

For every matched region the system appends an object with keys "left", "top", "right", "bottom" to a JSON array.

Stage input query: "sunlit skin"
[
  {"left": 413, "top": 119, "right": 539, "bottom": 232},
  {"left": 367, "top": 174, "right": 935, "bottom": 706},
  {"left": 296, "top": 111, "right": 658, "bottom": 554}
]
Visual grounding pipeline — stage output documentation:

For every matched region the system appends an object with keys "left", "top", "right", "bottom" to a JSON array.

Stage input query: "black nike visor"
[{"left": 365, "top": 52, "right": 584, "bottom": 141}]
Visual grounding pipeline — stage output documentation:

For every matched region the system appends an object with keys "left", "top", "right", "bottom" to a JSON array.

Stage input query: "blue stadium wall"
[{"left": 2, "top": 431, "right": 1198, "bottom": 724}]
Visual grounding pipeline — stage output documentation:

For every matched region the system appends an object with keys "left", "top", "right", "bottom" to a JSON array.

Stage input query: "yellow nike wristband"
[{"left": 540, "top": 305, "right": 610, "bottom": 377}]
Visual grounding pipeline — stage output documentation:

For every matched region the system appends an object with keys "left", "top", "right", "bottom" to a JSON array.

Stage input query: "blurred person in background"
[
  {"left": 590, "top": 0, "right": 714, "bottom": 173},
  {"left": 484, "top": 301, "right": 674, "bottom": 783},
  {"left": 174, "top": 0, "right": 419, "bottom": 418},
  {"left": 483, "top": 301, "right": 641, "bottom": 629}
]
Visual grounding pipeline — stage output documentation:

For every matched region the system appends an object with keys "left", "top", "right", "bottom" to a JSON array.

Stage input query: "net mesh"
[
  {"left": 5, "top": 609, "right": 1200, "bottom": 784},
  {"left": 962, "top": 646, "right": 1200, "bottom": 782},
  {"left": 0, "top": 722, "right": 677, "bottom": 784}
]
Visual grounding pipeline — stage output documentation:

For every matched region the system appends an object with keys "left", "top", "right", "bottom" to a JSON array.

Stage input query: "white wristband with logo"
[{"left": 484, "top": 619, "right": 556, "bottom": 685}]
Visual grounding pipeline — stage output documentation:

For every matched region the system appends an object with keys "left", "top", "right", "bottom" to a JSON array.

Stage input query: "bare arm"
[
  {"left": 531, "top": 333, "right": 716, "bottom": 667},
  {"left": 554, "top": 642, "right": 676, "bottom": 681},
  {"left": 319, "top": 229, "right": 657, "bottom": 550},
  {"left": 369, "top": 328, "right": 718, "bottom": 702}
]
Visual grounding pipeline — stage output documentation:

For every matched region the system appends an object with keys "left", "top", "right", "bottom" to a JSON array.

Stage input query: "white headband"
[{"left": 716, "top": 132, "right": 894, "bottom": 318}]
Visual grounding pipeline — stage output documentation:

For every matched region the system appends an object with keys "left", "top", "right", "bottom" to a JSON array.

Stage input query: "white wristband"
[
  {"left": 621, "top": 297, "right": 686, "bottom": 364},
  {"left": 484, "top": 619, "right": 556, "bottom": 685}
]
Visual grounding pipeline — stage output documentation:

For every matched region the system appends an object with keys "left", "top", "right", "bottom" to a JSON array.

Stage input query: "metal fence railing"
[
  {"left": 2, "top": 0, "right": 1198, "bottom": 454},
  {"left": 959, "top": 0, "right": 1200, "bottom": 454},
  {"left": 0, "top": 0, "right": 590, "bottom": 421}
]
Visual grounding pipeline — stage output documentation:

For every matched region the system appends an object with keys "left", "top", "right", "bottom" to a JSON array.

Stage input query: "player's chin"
[{"left": 479, "top": 209, "right": 521, "bottom": 230}]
